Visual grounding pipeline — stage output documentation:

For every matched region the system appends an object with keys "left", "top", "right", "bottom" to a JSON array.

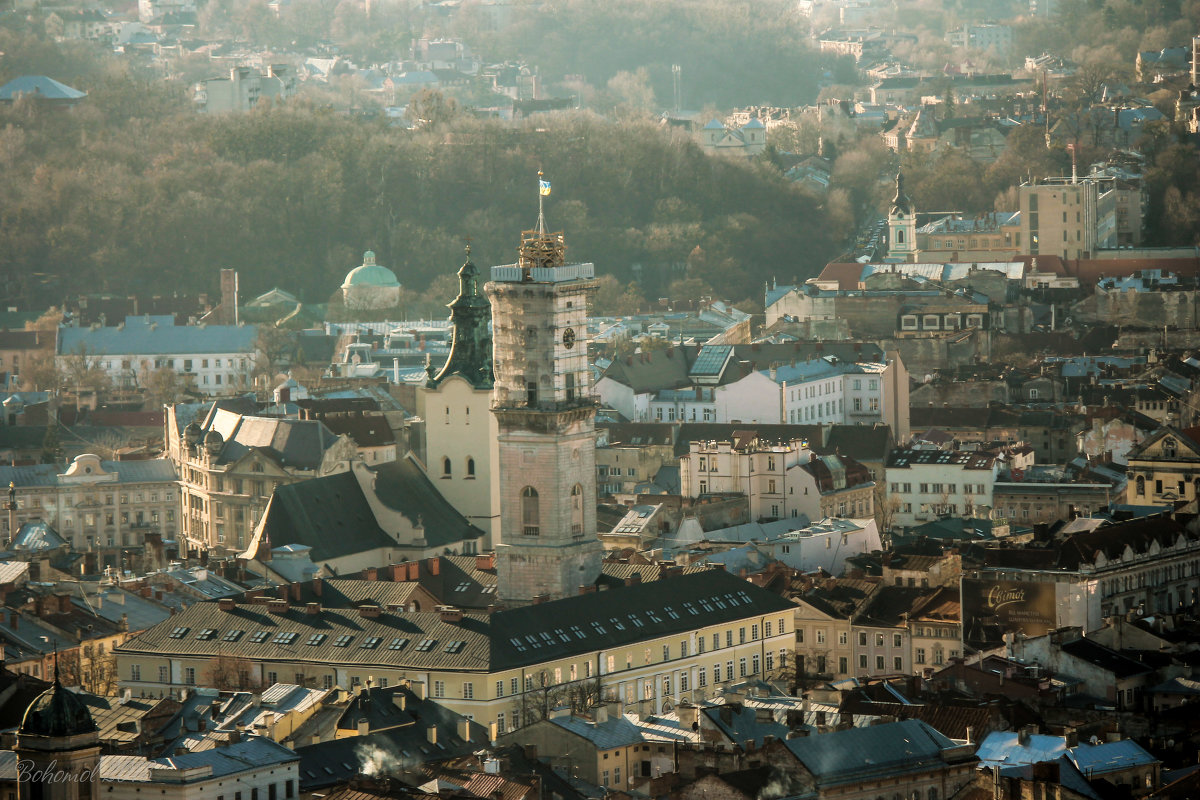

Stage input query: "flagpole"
[{"left": 537, "top": 169, "right": 547, "bottom": 235}]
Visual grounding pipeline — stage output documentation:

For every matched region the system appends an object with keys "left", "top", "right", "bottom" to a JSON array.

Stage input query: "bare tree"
[{"left": 204, "top": 654, "right": 262, "bottom": 692}]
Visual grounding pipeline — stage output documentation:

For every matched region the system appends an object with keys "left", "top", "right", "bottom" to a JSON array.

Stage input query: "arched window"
[
  {"left": 1136, "top": 475, "right": 1145, "bottom": 496},
  {"left": 521, "top": 487, "right": 539, "bottom": 536},
  {"left": 466, "top": 457, "right": 476, "bottom": 478},
  {"left": 571, "top": 484, "right": 584, "bottom": 537},
  {"left": 442, "top": 457, "right": 451, "bottom": 477}
]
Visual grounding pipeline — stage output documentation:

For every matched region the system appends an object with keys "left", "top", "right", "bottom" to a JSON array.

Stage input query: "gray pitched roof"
[
  {"left": 206, "top": 408, "right": 339, "bottom": 469},
  {"left": 784, "top": 719, "right": 965, "bottom": 786},
  {"left": 116, "top": 570, "right": 795, "bottom": 674},
  {"left": 59, "top": 316, "right": 255, "bottom": 356}
]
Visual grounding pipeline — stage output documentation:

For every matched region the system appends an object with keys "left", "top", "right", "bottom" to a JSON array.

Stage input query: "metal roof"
[
  {"left": 99, "top": 736, "right": 298, "bottom": 782},
  {"left": 119, "top": 570, "right": 794, "bottom": 674},
  {"left": 60, "top": 316, "right": 256, "bottom": 356}
]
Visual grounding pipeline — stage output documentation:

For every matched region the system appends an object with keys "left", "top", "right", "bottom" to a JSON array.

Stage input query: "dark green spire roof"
[
  {"left": 428, "top": 247, "right": 494, "bottom": 390},
  {"left": 20, "top": 669, "right": 97, "bottom": 738}
]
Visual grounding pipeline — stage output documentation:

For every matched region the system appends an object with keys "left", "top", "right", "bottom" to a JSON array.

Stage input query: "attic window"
[{"left": 168, "top": 627, "right": 190, "bottom": 639}]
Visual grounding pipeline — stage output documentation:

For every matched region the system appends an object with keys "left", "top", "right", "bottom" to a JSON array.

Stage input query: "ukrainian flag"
[{"left": 539, "top": 179, "right": 552, "bottom": 196}]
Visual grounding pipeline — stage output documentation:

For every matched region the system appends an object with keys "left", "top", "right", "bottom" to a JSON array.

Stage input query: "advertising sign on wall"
[{"left": 962, "top": 578, "right": 1057, "bottom": 649}]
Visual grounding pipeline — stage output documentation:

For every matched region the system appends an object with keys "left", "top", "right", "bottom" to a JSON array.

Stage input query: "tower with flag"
[{"left": 484, "top": 171, "right": 602, "bottom": 604}]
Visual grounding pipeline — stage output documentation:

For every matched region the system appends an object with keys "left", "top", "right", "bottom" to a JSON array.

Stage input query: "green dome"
[{"left": 342, "top": 251, "right": 400, "bottom": 289}]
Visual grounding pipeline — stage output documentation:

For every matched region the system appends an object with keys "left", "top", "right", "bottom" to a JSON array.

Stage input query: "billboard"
[{"left": 962, "top": 578, "right": 1057, "bottom": 650}]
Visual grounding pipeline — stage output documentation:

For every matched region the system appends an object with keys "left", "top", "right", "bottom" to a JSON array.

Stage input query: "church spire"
[
  {"left": 428, "top": 244, "right": 494, "bottom": 389},
  {"left": 890, "top": 170, "right": 913, "bottom": 215}
]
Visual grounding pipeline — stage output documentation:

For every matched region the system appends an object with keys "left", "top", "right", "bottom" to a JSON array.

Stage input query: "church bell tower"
[{"left": 486, "top": 174, "right": 602, "bottom": 603}]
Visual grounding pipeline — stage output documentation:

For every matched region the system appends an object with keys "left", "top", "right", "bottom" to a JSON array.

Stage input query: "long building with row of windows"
[{"left": 114, "top": 569, "right": 796, "bottom": 736}]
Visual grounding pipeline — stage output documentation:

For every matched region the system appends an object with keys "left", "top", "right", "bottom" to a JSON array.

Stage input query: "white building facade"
[{"left": 884, "top": 448, "right": 999, "bottom": 528}]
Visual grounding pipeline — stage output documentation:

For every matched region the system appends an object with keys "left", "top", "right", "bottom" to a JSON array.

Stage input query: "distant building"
[
  {"left": 58, "top": 315, "right": 257, "bottom": 396},
  {"left": 944, "top": 24, "right": 1012, "bottom": 56},
  {"left": 698, "top": 118, "right": 766, "bottom": 157},
  {"left": 195, "top": 66, "right": 294, "bottom": 113},
  {"left": 0, "top": 76, "right": 87, "bottom": 107},
  {"left": 340, "top": 251, "right": 401, "bottom": 311},
  {"left": 0, "top": 454, "right": 177, "bottom": 553}
]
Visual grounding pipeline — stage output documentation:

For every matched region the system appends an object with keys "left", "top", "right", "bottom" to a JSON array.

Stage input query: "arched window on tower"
[
  {"left": 442, "top": 457, "right": 452, "bottom": 478},
  {"left": 466, "top": 457, "right": 476, "bottom": 478},
  {"left": 571, "top": 484, "right": 584, "bottom": 537},
  {"left": 521, "top": 487, "right": 539, "bottom": 536}
]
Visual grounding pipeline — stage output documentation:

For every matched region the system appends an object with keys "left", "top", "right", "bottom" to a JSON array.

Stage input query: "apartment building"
[
  {"left": 165, "top": 402, "right": 356, "bottom": 556},
  {"left": 680, "top": 434, "right": 875, "bottom": 521},
  {"left": 115, "top": 570, "right": 796, "bottom": 737},
  {"left": 884, "top": 448, "right": 999, "bottom": 528}
]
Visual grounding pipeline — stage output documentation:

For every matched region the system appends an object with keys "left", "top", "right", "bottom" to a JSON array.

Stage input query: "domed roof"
[
  {"left": 342, "top": 251, "right": 400, "bottom": 289},
  {"left": 20, "top": 679, "right": 97, "bottom": 738}
]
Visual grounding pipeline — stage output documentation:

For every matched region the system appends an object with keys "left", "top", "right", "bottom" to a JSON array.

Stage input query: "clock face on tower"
[{"left": 562, "top": 327, "right": 576, "bottom": 349}]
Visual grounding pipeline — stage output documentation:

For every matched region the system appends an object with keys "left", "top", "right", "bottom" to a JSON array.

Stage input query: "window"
[
  {"left": 571, "top": 484, "right": 584, "bottom": 537},
  {"left": 521, "top": 486, "right": 539, "bottom": 536}
]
